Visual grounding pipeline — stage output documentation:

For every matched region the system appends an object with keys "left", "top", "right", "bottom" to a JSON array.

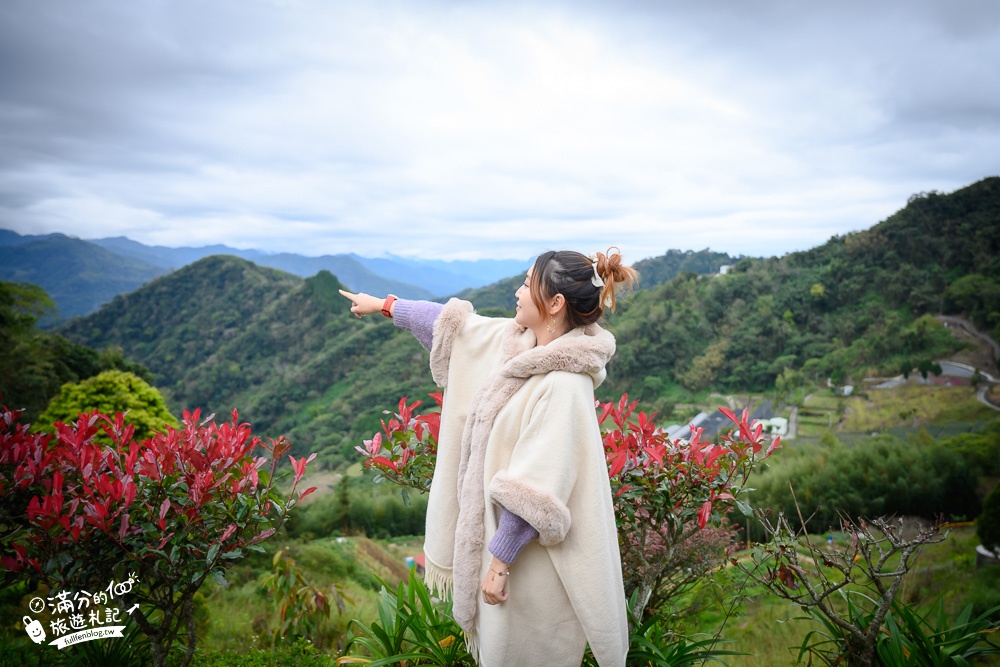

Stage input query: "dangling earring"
[{"left": 547, "top": 315, "right": 556, "bottom": 334}]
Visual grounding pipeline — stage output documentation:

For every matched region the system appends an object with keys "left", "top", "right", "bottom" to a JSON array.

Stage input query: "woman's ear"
[{"left": 548, "top": 293, "right": 566, "bottom": 315}]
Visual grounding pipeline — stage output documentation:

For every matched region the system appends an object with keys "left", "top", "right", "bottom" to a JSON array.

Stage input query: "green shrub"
[
  {"left": 285, "top": 476, "right": 428, "bottom": 541},
  {"left": 942, "top": 419, "right": 1000, "bottom": 477},
  {"left": 183, "top": 638, "right": 334, "bottom": 667},
  {"left": 877, "top": 599, "right": 1000, "bottom": 666},
  {"left": 978, "top": 483, "right": 1000, "bottom": 553},
  {"left": 968, "top": 566, "right": 1000, "bottom": 621},
  {"left": 751, "top": 433, "right": 981, "bottom": 529},
  {"left": 36, "top": 369, "right": 178, "bottom": 440},
  {"left": 340, "top": 568, "right": 473, "bottom": 666},
  {"left": 583, "top": 590, "right": 743, "bottom": 666}
]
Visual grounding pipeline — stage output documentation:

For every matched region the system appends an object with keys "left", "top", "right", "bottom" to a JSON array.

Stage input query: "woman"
[{"left": 340, "top": 248, "right": 638, "bottom": 667}]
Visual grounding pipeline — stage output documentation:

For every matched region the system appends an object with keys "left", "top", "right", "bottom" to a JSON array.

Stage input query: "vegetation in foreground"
[
  {"left": 2, "top": 179, "right": 999, "bottom": 664},
  {"left": 2, "top": 399, "right": 998, "bottom": 665},
  {"left": 0, "top": 401, "right": 318, "bottom": 667}
]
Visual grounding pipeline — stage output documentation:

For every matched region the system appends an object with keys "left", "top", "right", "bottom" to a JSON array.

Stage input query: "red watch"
[{"left": 381, "top": 295, "right": 398, "bottom": 318}]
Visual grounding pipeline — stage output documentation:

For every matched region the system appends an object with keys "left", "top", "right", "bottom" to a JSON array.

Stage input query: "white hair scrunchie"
[{"left": 589, "top": 254, "right": 605, "bottom": 288}]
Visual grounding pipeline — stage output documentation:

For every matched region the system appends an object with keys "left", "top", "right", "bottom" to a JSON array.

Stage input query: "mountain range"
[
  {"left": 0, "top": 230, "right": 529, "bottom": 321},
  {"left": 41, "top": 177, "right": 999, "bottom": 469},
  {"left": 5, "top": 177, "right": 998, "bottom": 471}
]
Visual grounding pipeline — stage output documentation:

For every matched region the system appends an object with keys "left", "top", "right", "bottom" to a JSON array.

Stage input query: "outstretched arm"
[{"left": 339, "top": 289, "right": 443, "bottom": 351}]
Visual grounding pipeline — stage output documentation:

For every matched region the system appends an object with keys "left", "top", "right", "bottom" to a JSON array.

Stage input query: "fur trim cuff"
[
  {"left": 489, "top": 471, "right": 572, "bottom": 546},
  {"left": 430, "top": 299, "right": 474, "bottom": 386}
]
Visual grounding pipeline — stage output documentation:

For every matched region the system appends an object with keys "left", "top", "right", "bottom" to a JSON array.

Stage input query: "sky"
[{"left": 1, "top": 1, "right": 999, "bottom": 263}]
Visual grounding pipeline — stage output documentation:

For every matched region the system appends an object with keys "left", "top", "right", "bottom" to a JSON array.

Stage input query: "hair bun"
[{"left": 593, "top": 246, "right": 639, "bottom": 311}]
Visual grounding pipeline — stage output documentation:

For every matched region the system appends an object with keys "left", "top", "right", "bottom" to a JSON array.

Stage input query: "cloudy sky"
[{"left": 1, "top": 1, "right": 998, "bottom": 262}]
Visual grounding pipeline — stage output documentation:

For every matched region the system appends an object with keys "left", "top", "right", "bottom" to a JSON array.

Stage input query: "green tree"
[
  {"left": 679, "top": 339, "right": 729, "bottom": 391},
  {"left": 751, "top": 433, "right": 982, "bottom": 530},
  {"left": 946, "top": 273, "right": 1000, "bottom": 336},
  {"left": 979, "top": 484, "right": 1000, "bottom": 555},
  {"left": 0, "top": 280, "right": 53, "bottom": 333},
  {"left": 0, "top": 280, "right": 153, "bottom": 423},
  {"left": 774, "top": 366, "right": 804, "bottom": 404},
  {"left": 0, "top": 280, "right": 57, "bottom": 413},
  {"left": 916, "top": 358, "right": 943, "bottom": 380},
  {"left": 37, "top": 370, "right": 178, "bottom": 439}
]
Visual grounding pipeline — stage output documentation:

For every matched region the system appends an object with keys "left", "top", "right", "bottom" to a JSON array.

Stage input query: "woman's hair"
[{"left": 529, "top": 247, "right": 640, "bottom": 329}]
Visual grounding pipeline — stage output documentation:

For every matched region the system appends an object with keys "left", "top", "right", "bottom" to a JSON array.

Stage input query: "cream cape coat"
[{"left": 423, "top": 299, "right": 628, "bottom": 667}]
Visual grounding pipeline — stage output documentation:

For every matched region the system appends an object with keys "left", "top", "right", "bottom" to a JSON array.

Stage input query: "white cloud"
[{"left": 1, "top": 0, "right": 998, "bottom": 262}]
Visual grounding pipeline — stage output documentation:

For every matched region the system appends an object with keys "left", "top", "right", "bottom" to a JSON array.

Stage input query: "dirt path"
[{"left": 786, "top": 405, "right": 799, "bottom": 439}]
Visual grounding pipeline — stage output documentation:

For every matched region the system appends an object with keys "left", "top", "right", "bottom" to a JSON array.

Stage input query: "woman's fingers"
[
  {"left": 484, "top": 588, "right": 509, "bottom": 604},
  {"left": 483, "top": 589, "right": 505, "bottom": 604},
  {"left": 338, "top": 289, "right": 386, "bottom": 317},
  {"left": 337, "top": 289, "right": 362, "bottom": 317},
  {"left": 481, "top": 574, "right": 509, "bottom": 605}
]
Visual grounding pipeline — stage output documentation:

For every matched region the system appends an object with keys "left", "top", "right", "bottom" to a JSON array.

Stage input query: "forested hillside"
[
  {"left": 47, "top": 177, "right": 1000, "bottom": 468},
  {"left": 600, "top": 178, "right": 1000, "bottom": 411},
  {"left": 58, "top": 256, "right": 437, "bottom": 467},
  {"left": 632, "top": 248, "right": 742, "bottom": 286}
]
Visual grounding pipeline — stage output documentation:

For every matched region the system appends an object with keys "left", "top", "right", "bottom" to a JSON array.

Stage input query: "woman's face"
[{"left": 514, "top": 267, "right": 545, "bottom": 330}]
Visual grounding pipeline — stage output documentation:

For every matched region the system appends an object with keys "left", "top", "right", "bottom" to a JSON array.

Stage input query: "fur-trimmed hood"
[{"left": 430, "top": 298, "right": 615, "bottom": 390}]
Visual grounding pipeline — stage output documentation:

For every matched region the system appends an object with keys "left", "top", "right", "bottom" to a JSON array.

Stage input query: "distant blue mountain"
[
  {"left": 0, "top": 229, "right": 40, "bottom": 246},
  {"left": 404, "top": 256, "right": 530, "bottom": 285},
  {"left": 350, "top": 254, "right": 528, "bottom": 296},
  {"left": 89, "top": 236, "right": 261, "bottom": 269},
  {"left": 89, "top": 237, "right": 435, "bottom": 299},
  {"left": 0, "top": 229, "right": 528, "bottom": 322},
  {"left": 88, "top": 237, "right": 526, "bottom": 298},
  {"left": 0, "top": 233, "right": 166, "bottom": 320}
]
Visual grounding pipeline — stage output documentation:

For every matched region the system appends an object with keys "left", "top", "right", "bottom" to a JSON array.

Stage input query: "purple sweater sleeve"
[
  {"left": 488, "top": 508, "right": 540, "bottom": 564},
  {"left": 392, "top": 299, "right": 444, "bottom": 351}
]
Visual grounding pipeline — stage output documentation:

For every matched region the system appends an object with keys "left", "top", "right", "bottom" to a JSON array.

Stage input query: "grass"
[
  {"left": 689, "top": 525, "right": 1000, "bottom": 666},
  {"left": 718, "top": 594, "right": 812, "bottom": 667},
  {"left": 791, "top": 381, "right": 994, "bottom": 441},
  {"left": 843, "top": 382, "right": 995, "bottom": 431},
  {"left": 803, "top": 393, "right": 842, "bottom": 410},
  {"left": 291, "top": 469, "right": 343, "bottom": 501},
  {"left": 794, "top": 390, "right": 844, "bottom": 438},
  {"left": 194, "top": 535, "right": 418, "bottom": 656}
]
